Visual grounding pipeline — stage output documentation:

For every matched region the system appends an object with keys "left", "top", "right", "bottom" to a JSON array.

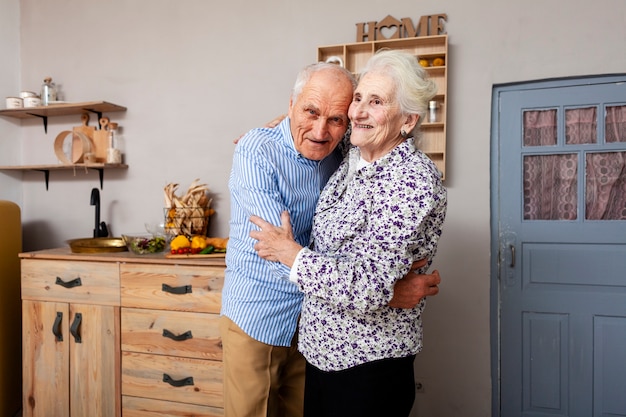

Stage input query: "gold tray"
[{"left": 67, "top": 237, "right": 128, "bottom": 253}]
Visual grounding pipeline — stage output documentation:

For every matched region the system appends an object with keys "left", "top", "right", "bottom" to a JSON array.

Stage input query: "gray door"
[{"left": 491, "top": 75, "right": 626, "bottom": 417}]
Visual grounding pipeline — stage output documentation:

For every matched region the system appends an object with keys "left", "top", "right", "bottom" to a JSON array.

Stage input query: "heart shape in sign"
[{"left": 378, "top": 24, "right": 398, "bottom": 39}]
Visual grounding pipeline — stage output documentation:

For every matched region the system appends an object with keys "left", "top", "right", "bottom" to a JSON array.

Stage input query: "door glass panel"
[
  {"left": 606, "top": 105, "right": 626, "bottom": 143},
  {"left": 566, "top": 107, "right": 596, "bottom": 144},
  {"left": 523, "top": 109, "right": 557, "bottom": 146},
  {"left": 586, "top": 151, "right": 626, "bottom": 220},
  {"left": 523, "top": 154, "right": 578, "bottom": 220}
]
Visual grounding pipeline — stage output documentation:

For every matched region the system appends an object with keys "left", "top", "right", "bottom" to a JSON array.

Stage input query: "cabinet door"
[
  {"left": 69, "top": 303, "right": 121, "bottom": 417},
  {"left": 22, "top": 300, "right": 70, "bottom": 417},
  {"left": 22, "top": 301, "right": 120, "bottom": 417}
]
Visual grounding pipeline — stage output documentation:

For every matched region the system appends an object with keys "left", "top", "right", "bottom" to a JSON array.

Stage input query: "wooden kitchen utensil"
[
  {"left": 71, "top": 113, "right": 95, "bottom": 163},
  {"left": 92, "top": 116, "right": 110, "bottom": 162}
]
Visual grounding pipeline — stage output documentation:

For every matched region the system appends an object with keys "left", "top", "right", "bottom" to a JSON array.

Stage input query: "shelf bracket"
[
  {"left": 83, "top": 108, "right": 104, "bottom": 129},
  {"left": 35, "top": 169, "right": 51, "bottom": 190},
  {"left": 27, "top": 113, "right": 49, "bottom": 133},
  {"left": 95, "top": 168, "right": 104, "bottom": 189}
]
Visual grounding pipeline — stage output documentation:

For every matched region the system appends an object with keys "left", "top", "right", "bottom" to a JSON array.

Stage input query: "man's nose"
[{"left": 311, "top": 119, "right": 329, "bottom": 139}]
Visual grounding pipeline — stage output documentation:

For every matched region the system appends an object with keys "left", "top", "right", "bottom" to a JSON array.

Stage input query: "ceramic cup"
[
  {"left": 5, "top": 97, "right": 23, "bottom": 109},
  {"left": 23, "top": 96, "right": 42, "bottom": 108}
]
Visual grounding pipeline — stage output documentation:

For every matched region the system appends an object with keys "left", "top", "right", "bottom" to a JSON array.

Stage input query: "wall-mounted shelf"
[
  {"left": 0, "top": 101, "right": 126, "bottom": 133},
  {"left": 0, "top": 163, "right": 128, "bottom": 190}
]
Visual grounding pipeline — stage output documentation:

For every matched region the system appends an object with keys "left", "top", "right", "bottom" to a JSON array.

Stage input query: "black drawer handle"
[
  {"left": 55, "top": 277, "right": 82, "bottom": 288},
  {"left": 161, "top": 283, "right": 192, "bottom": 295},
  {"left": 163, "top": 373, "right": 194, "bottom": 387},
  {"left": 52, "top": 312, "right": 63, "bottom": 341},
  {"left": 163, "top": 329, "right": 193, "bottom": 342},
  {"left": 70, "top": 313, "right": 82, "bottom": 343}
]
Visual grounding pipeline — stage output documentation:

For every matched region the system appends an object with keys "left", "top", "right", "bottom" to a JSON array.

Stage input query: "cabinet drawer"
[
  {"left": 21, "top": 259, "right": 120, "bottom": 305},
  {"left": 121, "top": 308, "right": 222, "bottom": 360},
  {"left": 122, "top": 396, "right": 223, "bottom": 417},
  {"left": 122, "top": 351, "right": 223, "bottom": 408},
  {"left": 120, "top": 263, "right": 223, "bottom": 313}
]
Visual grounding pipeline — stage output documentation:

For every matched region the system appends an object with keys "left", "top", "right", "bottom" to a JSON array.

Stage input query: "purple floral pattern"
[{"left": 295, "top": 138, "right": 447, "bottom": 371}]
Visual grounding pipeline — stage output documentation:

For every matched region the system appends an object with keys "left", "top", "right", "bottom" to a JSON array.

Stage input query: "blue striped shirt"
[{"left": 222, "top": 117, "right": 343, "bottom": 346}]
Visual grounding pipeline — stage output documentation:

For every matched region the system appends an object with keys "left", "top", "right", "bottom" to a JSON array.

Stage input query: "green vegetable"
[{"left": 200, "top": 245, "right": 214, "bottom": 254}]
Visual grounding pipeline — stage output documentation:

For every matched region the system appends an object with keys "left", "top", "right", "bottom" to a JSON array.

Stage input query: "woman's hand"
[{"left": 249, "top": 210, "right": 302, "bottom": 267}]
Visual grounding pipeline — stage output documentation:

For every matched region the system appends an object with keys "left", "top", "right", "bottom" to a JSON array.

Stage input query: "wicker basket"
[{"left": 164, "top": 206, "right": 210, "bottom": 237}]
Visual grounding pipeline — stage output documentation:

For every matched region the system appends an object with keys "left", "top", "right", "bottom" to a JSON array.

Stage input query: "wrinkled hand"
[
  {"left": 389, "top": 263, "right": 441, "bottom": 309},
  {"left": 249, "top": 211, "right": 302, "bottom": 267}
]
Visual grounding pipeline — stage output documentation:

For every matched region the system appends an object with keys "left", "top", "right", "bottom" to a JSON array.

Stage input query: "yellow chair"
[{"left": 0, "top": 201, "right": 22, "bottom": 416}]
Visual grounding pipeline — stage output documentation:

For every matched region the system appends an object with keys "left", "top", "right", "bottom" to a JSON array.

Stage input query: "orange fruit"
[
  {"left": 419, "top": 59, "right": 429, "bottom": 68},
  {"left": 433, "top": 57, "right": 445, "bottom": 67}
]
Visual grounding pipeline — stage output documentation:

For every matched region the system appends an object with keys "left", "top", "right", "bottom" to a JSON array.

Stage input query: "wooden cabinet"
[
  {"left": 120, "top": 263, "right": 224, "bottom": 416},
  {"left": 20, "top": 249, "right": 226, "bottom": 417},
  {"left": 21, "top": 259, "right": 121, "bottom": 417},
  {"left": 318, "top": 35, "right": 448, "bottom": 179}
]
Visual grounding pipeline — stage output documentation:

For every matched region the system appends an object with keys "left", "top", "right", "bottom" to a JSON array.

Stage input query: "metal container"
[{"left": 40, "top": 77, "right": 57, "bottom": 106}]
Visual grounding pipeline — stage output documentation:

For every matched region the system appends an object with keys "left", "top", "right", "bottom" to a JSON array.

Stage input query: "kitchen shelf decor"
[
  {"left": 0, "top": 163, "right": 128, "bottom": 190},
  {"left": 0, "top": 101, "right": 126, "bottom": 133},
  {"left": 0, "top": 100, "right": 128, "bottom": 189},
  {"left": 317, "top": 14, "right": 448, "bottom": 179}
]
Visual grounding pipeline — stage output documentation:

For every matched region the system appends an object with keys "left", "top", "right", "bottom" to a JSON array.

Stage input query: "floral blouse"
[{"left": 295, "top": 138, "right": 447, "bottom": 371}]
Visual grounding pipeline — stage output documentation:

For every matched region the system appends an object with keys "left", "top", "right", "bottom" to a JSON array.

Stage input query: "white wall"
[
  {"left": 3, "top": 0, "right": 626, "bottom": 416},
  {"left": 0, "top": 0, "right": 21, "bottom": 205}
]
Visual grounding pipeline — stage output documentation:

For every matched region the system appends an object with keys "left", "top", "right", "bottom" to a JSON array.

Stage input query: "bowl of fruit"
[{"left": 122, "top": 233, "right": 167, "bottom": 255}]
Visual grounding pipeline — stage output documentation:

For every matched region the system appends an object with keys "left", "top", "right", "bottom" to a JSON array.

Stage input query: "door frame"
[{"left": 489, "top": 73, "right": 626, "bottom": 417}]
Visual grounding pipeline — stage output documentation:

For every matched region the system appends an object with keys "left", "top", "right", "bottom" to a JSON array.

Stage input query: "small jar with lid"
[
  {"left": 428, "top": 100, "right": 438, "bottom": 123},
  {"left": 40, "top": 77, "right": 57, "bottom": 106},
  {"left": 106, "top": 122, "right": 123, "bottom": 164}
]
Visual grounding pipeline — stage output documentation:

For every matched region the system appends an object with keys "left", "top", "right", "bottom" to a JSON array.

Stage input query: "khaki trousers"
[{"left": 220, "top": 316, "right": 305, "bottom": 417}]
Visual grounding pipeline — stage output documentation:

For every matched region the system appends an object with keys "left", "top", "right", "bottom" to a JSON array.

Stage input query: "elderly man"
[{"left": 221, "top": 62, "right": 440, "bottom": 417}]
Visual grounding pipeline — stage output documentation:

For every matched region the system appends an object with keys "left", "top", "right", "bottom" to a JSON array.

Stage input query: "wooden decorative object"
[{"left": 92, "top": 117, "right": 111, "bottom": 163}]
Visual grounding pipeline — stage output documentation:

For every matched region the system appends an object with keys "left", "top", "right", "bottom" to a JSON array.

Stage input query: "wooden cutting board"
[
  {"left": 91, "top": 117, "right": 110, "bottom": 162},
  {"left": 72, "top": 113, "right": 95, "bottom": 162},
  {"left": 165, "top": 253, "right": 226, "bottom": 259}
]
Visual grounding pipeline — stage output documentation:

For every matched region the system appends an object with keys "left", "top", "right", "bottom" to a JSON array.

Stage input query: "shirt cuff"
[{"left": 289, "top": 248, "right": 307, "bottom": 283}]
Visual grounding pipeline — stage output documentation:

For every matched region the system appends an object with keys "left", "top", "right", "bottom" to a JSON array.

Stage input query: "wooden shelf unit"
[
  {"left": 0, "top": 101, "right": 126, "bottom": 133},
  {"left": 0, "top": 163, "right": 128, "bottom": 190},
  {"left": 0, "top": 100, "right": 127, "bottom": 189},
  {"left": 318, "top": 35, "right": 448, "bottom": 179}
]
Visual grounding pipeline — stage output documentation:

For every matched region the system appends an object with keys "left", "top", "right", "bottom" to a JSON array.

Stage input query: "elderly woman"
[{"left": 250, "top": 50, "right": 447, "bottom": 417}]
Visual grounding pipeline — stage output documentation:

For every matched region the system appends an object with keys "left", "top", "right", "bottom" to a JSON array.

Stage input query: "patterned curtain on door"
[
  {"left": 523, "top": 109, "right": 578, "bottom": 220},
  {"left": 586, "top": 105, "right": 626, "bottom": 220},
  {"left": 522, "top": 106, "right": 626, "bottom": 220}
]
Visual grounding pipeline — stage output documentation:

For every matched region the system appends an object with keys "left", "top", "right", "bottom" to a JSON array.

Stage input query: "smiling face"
[
  {"left": 288, "top": 69, "right": 353, "bottom": 161},
  {"left": 348, "top": 71, "right": 418, "bottom": 162}
]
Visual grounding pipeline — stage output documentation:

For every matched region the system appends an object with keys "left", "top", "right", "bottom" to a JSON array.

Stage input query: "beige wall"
[
  {"left": 0, "top": 0, "right": 21, "bottom": 203},
  {"left": 2, "top": 0, "right": 626, "bottom": 416}
]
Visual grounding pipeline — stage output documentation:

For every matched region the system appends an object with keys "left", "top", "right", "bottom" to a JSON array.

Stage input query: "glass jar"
[
  {"left": 40, "top": 77, "right": 57, "bottom": 106},
  {"left": 428, "top": 100, "right": 438, "bottom": 123},
  {"left": 106, "top": 123, "right": 122, "bottom": 164}
]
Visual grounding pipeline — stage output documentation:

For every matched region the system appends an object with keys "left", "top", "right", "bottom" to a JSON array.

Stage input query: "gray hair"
[
  {"left": 359, "top": 49, "right": 438, "bottom": 136},
  {"left": 291, "top": 62, "right": 357, "bottom": 104}
]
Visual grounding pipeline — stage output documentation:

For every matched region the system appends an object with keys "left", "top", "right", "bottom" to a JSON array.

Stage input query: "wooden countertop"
[{"left": 19, "top": 247, "right": 226, "bottom": 267}]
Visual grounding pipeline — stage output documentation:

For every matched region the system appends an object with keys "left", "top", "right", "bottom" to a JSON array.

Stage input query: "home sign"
[{"left": 356, "top": 14, "right": 447, "bottom": 42}]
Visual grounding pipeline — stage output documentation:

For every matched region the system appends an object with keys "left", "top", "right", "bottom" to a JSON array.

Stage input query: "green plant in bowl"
[{"left": 122, "top": 234, "right": 167, "bottom": 255}]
